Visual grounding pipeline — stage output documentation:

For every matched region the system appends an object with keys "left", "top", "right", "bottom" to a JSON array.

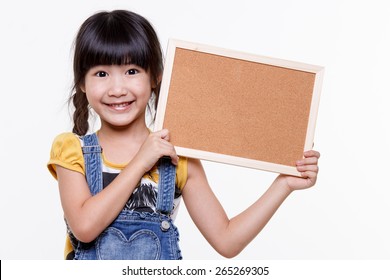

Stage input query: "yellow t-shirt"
[{"left": 47, "top": 132, "right": 188, "bottom": 259}]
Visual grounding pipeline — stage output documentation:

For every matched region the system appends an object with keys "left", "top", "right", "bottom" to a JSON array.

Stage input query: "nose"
[{"left": 108, "top": 76, "right": 128, "bottom": 97}]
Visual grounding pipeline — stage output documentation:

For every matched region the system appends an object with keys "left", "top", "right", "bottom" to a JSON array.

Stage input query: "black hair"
[{"left": 69, "top": 10, "right": 163, "bottom": 135}]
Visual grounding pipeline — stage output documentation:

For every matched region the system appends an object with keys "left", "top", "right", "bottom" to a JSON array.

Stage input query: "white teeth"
[{"left": 110, "top": 102, "right": 130, "bottom": 107}]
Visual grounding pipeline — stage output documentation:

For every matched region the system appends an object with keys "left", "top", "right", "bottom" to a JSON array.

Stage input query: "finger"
[
  {"left": 303, "top": 150, "right": 320, "bottom": 159},
  {"left": 158, "top": 128, "right": 170, "bottom": 141},
  {"left": 163, "top": 149, "right": 178, "bottom": 166},
  {"left": 296, "top": 156, "right": 318, "bottom": 166},
  {"left": 297, "top": 150, "right": 320, "bottom": 165},
  {"left": 299, "top": 171, "right": 317, "bottom": 183},
  {"left": 170, "top": 155, "right": 179, "bottom": 166},
  {"left": 168, "top": 145, "right": 179, "bottom": 165},
  {"left": 150, "top": 129, "right": 170, "bottom": 141},
  {"left": 159, "top": 141, "right": 178, "bottom": 165},
  {"left": 297, "top": 164, "right": 319, "bottom": 173}
]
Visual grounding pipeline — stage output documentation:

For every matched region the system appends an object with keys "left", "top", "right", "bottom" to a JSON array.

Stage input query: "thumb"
[{"left": 157, "top": 128, "right": 170, "bottom": 141}]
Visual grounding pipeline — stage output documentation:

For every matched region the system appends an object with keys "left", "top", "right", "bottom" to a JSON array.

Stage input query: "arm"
[
  {"left": 57, "top": 158, "right": 145, "bottom": 243},
  {"left": 56, "top": 129, "right": 178, "bottom": 243},
  {"left": 182, "top": 150, "right": 320, "bottom": 258}
]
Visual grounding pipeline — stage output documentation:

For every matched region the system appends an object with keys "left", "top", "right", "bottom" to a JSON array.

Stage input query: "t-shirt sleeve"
[
  {"left": 176, "top": 156, "right": 188, "bottom": 191},
  {"left": 47, "top": 132, "right": 85, "bottom": 180}
]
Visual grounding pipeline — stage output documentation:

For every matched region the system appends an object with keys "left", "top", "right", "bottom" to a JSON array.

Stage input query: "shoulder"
[
  {"left": 50, "top": 132, "right": 83, "bottom": 157},
  {"left": 177, "top": 157, "right": 208, "bottom": 192},
  {"left": 52, "top": 132, "right": 81, "bottom": 146},
  {"left": 47, "top": 132, "right": 85, "bottom": 179},
  {"left": 176, "top": 156, "right": 188, "bottom": 191},
  {"left": 182, "top": 158, "right": 209, "bottom": 191}
]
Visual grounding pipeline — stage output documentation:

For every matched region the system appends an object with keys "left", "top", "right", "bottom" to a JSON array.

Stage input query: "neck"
[
  {"left": 98, "top": 119, "right": 150, "bottom": 144},
  {"left": 96, "top": 118, "right": 151, "bottom": 165}
]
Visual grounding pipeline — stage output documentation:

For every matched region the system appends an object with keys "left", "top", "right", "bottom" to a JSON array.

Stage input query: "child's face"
[{"left": 83, "top": 64, "right": 153, "bottom": 128}]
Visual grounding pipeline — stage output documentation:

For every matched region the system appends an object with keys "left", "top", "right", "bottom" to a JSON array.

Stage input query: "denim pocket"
[{"left": 96, "top": 227, "right": 161, "bottom": 260}]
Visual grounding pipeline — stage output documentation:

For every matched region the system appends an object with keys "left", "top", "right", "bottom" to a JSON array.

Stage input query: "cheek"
[
  {"left": 84, "top": 75, "right": 102, "bottom": 92},
  {"left": 84, "top": 82, "right": 103, "bottom": 100},
  {"left": 84, "top": 89, "right": 101, "bottom": 107},
  {"left": 134, "top": 79, "right": 153, "bottom": 98}
]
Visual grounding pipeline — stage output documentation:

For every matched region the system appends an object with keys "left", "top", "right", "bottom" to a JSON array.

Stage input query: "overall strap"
[
  {"left": 81, "top": 133, "right": 176, "bottom": 214},
  {"left": 156, "top": 157, "right": 176, "bottom": 215},
  {"left": 81, "top": 133, "right": 103, "bottom": 196}
]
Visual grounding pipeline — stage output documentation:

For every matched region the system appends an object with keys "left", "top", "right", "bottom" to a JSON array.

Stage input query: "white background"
[{"left": 0, "top": 0, "right": 389, "bottom": 260}]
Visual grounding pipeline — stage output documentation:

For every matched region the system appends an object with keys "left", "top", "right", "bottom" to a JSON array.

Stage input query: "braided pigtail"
[{"left": 71, "top": 89, "right": 90, "bottom": 136}]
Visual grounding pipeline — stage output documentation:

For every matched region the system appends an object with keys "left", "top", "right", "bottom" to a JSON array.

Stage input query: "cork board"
[{"left": 155, "top": 40, "right": 324, "bottom": 176}]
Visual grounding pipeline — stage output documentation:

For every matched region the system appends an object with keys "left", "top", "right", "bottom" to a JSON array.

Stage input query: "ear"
[
  {"left": 152, "top": 73, "right": 162, "bottom": 89},
  {"left": 80, "top": 84, "right": 86, "bottom": 93}
]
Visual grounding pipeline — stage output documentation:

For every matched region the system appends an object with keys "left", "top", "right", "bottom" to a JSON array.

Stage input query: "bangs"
[
  {"left": 71, "top": 10, "right": 164, "bottom": 134},
  {"left": 78, "top": 12, "right": 151, "bottom": 71}
]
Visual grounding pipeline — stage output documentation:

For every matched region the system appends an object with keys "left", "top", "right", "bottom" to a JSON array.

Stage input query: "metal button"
[{"left": 160, "top": 220, "right": 170, "bottom": 231}]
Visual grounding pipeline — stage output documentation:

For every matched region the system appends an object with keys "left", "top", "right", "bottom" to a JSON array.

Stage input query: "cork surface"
[{"left": 163, "top": 47, "right": 316, "bottom": 167}]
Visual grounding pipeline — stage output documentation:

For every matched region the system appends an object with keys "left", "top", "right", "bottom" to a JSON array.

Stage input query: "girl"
[{"left": 48, "top": 10, "right": 320, "bottom": 260}]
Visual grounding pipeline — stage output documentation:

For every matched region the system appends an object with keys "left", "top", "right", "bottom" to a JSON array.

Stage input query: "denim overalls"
[{"left": 71, "top": 133, "right": 182, "bottom": 260}]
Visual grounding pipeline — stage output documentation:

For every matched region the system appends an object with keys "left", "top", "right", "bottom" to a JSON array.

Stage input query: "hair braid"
[{"left": 71, "top": 90, "right": 90, "bottom": 136}]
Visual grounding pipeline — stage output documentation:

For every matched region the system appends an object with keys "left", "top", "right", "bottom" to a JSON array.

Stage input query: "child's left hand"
[{"left": 279, "top": 150, "right": 320, "bottom": 191}]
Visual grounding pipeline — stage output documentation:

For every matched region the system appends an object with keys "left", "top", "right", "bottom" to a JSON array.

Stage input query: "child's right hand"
[{"left": 133, "top": 129, "right": 179, "bottom": 173}]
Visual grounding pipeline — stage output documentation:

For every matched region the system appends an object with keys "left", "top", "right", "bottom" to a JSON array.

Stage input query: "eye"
[
  {"left": 126, "top": 68, "right": 139, "bottom": 75},
  {"left": 95, "top": 71, "right": 108, "bottom": 77}
]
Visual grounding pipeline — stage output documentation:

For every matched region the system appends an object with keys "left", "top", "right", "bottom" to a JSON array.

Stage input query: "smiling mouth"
[{"left": 105, "top": 101, "right": 134, "bottom": 110}]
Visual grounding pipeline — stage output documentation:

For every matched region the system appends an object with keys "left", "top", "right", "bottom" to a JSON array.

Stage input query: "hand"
[
  {"left": 279, "top": 150, "right": 320, "bottom": 192},
  {"left": 132, "top": 129, "right": 179, "bottom": 173}
]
